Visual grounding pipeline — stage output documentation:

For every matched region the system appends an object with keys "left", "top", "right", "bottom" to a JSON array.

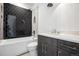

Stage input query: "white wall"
[
  {"left": 38, "top": 3, "right": 79, "bottom": 34},
  {"left": 38, "top": 3, "right": 59, "bottom": 33},
  {"left": 11, "top": 3, "right": 34, "bottom": 9},
  {"left": 56, "top": 3, "right": 79, "bottom": 32},
  {"left": 0, "top": 3, "right": 3, "bottom": 39},
  {"left": 32, "top": 4, "right": 38, "bottom": 38}
]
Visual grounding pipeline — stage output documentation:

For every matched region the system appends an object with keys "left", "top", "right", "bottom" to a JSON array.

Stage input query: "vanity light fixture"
[{"left": 47, "top": 3, "right": 53, "bottom": 7}]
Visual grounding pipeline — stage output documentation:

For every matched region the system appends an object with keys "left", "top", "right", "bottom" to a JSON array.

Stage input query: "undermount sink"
[{"left": 47, "top": 32, "right": 60, "bottom": 35}]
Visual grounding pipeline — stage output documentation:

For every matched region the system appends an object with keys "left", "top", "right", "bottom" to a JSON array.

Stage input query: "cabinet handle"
[
  {"left": 58, "top": 51, "right": 61, "bottom": 56},
  {"left": 45, "top": 44, "right": 47, "bottom": 54},
  {"left": 42, "top": 43, "right": 44, "bottom": 53},
  {"left": 1, "top": 15, "right": 2, "bottom": 19}
]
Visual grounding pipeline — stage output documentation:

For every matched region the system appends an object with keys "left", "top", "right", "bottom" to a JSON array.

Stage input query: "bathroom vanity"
[{"left": 38, "top": 33, "right": 79, "bottom": 56}]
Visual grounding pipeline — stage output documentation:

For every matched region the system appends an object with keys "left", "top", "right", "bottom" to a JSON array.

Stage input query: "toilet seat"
[
  {"left": 27, "top": 42, "right": 37, "bottom": 51},
  {"left": 28, "top": 42, "right": 37, "bottom": 47},
  {"left": 27, "top": 42, "right": 37, "bottom": 56}
]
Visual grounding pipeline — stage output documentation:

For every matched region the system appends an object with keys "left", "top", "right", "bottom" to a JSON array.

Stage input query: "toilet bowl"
[{"left": 27, "top": 41, "right": 37, "bottom": 56}]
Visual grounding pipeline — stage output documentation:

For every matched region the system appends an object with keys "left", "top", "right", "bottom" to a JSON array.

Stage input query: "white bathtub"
[{"left": 0, "top": 36, "right": 33, "bottom": 56}]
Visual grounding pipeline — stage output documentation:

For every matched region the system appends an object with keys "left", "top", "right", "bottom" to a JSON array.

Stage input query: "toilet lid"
[{"left": 27, "top": 42, "right": 37, "bottom": 47}]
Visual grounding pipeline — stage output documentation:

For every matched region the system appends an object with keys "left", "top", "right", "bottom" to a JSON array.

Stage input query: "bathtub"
[{"left": 0, "top": 36, "right": 33, "bottom": 56}]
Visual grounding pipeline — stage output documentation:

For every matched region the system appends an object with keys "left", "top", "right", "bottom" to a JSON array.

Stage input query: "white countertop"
[
  {"left": 0, "top": 36, "right": 33, "bottom": 46},
  {"left": 38, "top": 33, "right": 79, "bottom": 43}
]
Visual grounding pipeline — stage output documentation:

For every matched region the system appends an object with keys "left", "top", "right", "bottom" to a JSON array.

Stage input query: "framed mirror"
[{"left": 4, "top": 3, "right": 32, "bottom": 39}]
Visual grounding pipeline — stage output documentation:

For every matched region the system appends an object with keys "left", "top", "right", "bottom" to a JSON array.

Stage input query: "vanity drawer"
[
  {"left": 58, "top": 48, "right": 79, "bottom": 56},
  {"left": 58, "top": 48, "right": 70, "bottom": 56},
  {"left": 60, "top": 44, "right": 79, "bottom": 53},
  {"left": 58, "top": 39, "right": 79, "bottom": 49},
  {"left": 58, "top": 39, "right": 79, "bottom": 55}
]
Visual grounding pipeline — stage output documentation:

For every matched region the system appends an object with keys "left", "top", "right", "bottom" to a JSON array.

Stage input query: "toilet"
[{"left": 27, "top": 41, "right": 37, "bottom": 56}]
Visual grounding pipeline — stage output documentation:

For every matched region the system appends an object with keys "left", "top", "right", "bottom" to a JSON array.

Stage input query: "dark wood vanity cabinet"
[
  {"left": 38, "top": 35, "right": 79, "bottom": 56},
  {"left": 38, "top": 35, "right": 57, "bottom": 56}
]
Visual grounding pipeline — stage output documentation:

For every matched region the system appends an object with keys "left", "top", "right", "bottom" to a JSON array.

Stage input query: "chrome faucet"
[{"left": 51, "top": 29, "right": 60, "bottom": 34}]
